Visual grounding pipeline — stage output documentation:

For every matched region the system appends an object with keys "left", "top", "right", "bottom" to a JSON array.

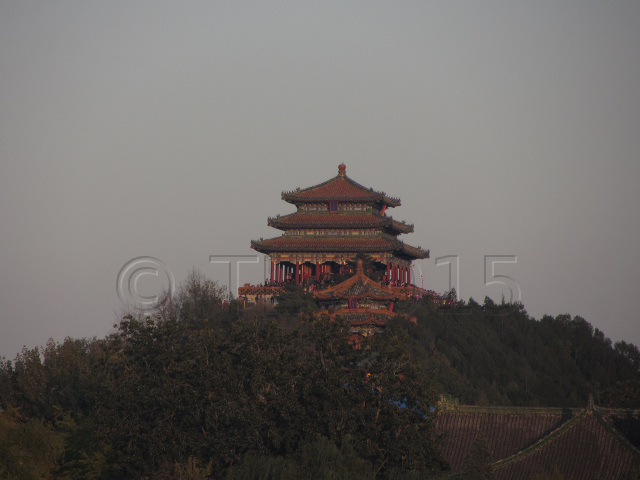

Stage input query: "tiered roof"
[
  {"left": 268, "top": 213, "right": 414, "bottom": 234},
  {"left": 313, "top": 260, "right": 400, "bottom": 334},
  {"left": 281, "top": 163, "right": 400, "bottom": 206},
  {"left": 252, "top": 234, "right": 427, "bottom": 257},
  {"left": 314, "top": 260, "right": 398, "bottom": 301},
  {"left": 251, "top": 164, "right": 429, "bottom": 261}
]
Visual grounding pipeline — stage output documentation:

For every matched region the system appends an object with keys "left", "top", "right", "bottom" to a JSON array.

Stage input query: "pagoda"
[{"left": 251, "top": 164, "right": 429, "bottom": 285}]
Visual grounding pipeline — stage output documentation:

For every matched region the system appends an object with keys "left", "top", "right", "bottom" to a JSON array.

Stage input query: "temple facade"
[{"left": 251, "top": 164, "right": 429, "bottom": 285}]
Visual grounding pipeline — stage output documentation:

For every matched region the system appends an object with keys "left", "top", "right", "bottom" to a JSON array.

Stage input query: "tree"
[
  {"left": 274, "top": 284, "right": 318, "bottom": 316},
  {"left": 461, "top": 435, "right": 494, "bottom": 480},
  {"left": 86, "top": 312, "right": 447, "bottom": 478},
  {"left": 226, "top": 436, "right": 376, "bottom": 480},
  {"left": 0, "top": 408, "right": 64, "bottom": 480},
  {"left": 165, "top": 268, "right": 228, "bottom": 324},
  {"left": 615, "top": 341, "right": 640, "bottom": 372}
]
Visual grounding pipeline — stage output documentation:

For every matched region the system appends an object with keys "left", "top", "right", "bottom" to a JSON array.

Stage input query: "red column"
[
  {"left": 316, "top": 261, "right": 320, "bottom": 280},
  {"left": 386, "top": 262, "right": 390, "bottom": 281},
  {"left": 295, "top": 261, "right": 300, "bottom": 284},
  {"left": 270, "top": 261, "right": 274, "bottom": 282},
  {"left": 407, "top": 266, "right": 411, "bottom": 285}
]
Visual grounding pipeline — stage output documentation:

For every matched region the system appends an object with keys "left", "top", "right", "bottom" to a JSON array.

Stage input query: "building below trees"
[
  {"left": 434, "top": 398, "right": 640, "bottom": 479},
  {"left": 1, "top": 166, "right": 639, "bottom": 478},
  {"left": 242, "top": 164, "right": 640, "bottom": 478}
]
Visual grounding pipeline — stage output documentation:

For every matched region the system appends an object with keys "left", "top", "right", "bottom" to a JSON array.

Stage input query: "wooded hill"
[
  {"left": 1, "top": 272, "right": 638, "bottom": 479},
  {"left": 394, "top": 294, "right": 640, "bottom": 409}
]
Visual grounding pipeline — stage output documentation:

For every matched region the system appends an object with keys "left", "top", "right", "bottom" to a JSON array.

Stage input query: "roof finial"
[
  {"left": 356, "top": 258, "right": 364, "bottom": 274},
  {"left": 338, "top": 163, "right": 346, "bottom": 177}
]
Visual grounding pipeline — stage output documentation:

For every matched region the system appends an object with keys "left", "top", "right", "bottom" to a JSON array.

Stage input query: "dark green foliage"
[
  {"left": 159, "top": 268, "right": 236, "bottom": 329},
  {"left": 53, "top": 409, "right": 109, "bottom": 480},
  {"left": 1, "top": 271, "right": 639, "bottom": 478},
  {"left": 395, "top": 297, "right": 640, "bottom": 408},
  {"left": 226, "top": 436, "right": 376, "bottom": 480},
  {"left": 0, "top": 409, "right": 64, "bottom": 480},
  {"left": 614, "top": 340, "right": 640, "bottom": 372},
  {"left": 166, "top": 456, "right": 213, "bottom": 480},
  {"left": 274, "top": 284, "right": 318, "bottom": 316},
  {"left": 80, "top": 314, "right": 444, "bottom": 478},
  {"left": 460, "top": 435, "right": 494, "bottom": 480}
]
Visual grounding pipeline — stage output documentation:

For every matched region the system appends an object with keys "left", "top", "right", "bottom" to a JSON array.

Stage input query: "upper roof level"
[
  {"left": 267, "top": 212, "right": 414, "bottom": 234},
  {"left": 281, "top": 164, "right": 401, "bottom": 207}
]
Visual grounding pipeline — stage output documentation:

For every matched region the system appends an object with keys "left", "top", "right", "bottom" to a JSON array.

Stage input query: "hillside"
[
  {"left": 0, "top": 275, "right": 638, "bottom": 479},
  {"left": 394, "top": 295, "right": 640, "bottom": 409}
]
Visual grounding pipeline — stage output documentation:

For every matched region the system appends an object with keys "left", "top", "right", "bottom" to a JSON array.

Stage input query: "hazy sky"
[{"left": 1, "top": 1, "right": 639, "bottom": 360}]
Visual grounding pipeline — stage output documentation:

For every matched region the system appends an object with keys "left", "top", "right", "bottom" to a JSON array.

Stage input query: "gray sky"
[{"left": 1, "top": 1, "right": 639, "bottom": 360}]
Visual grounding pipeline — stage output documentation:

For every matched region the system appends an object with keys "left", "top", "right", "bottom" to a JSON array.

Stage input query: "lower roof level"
[{"left": 251, "top": 235, "right": 429, "bottom": 262}]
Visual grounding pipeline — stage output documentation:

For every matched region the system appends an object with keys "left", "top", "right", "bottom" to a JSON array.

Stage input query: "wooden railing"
[
  {"left": 389, "top": 285, "right": 441, "bottom": 300},
  {"left": 237, "top": 284, "right": 441, "bottom": 302},
  {"left": 237, "top": 285, "right": 285, "bottom": 297}
]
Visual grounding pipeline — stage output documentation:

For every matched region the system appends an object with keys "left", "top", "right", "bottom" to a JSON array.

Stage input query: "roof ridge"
[
  {"left": 314, "top": 263, "right": 398, "bottom": 301},
  {"left": 281, "top": 173, "right": 341, "bottom": 196},
  {"left": 444, "top": 405, "right": 584, "bottom": 415},
  {"left": 593, "top": 407, "right": 640, "bottom": 459},
  {"left": 280, "top": 168, "right": 401, "bottom": 206},
  {"left": 492, "top": 409, "right": 588, "bottom": 469}
]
